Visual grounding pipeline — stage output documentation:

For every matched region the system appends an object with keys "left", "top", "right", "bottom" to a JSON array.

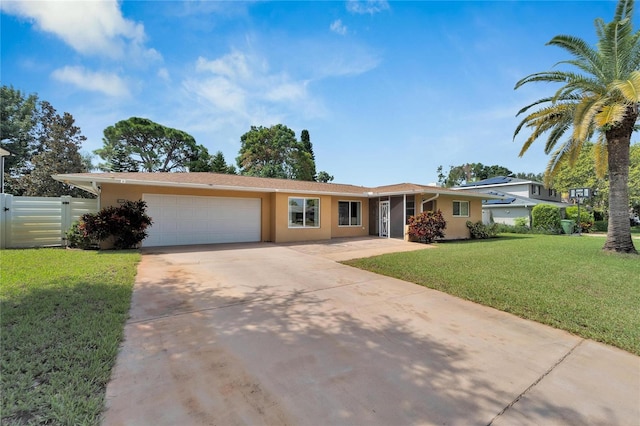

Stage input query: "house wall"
[
  {"left": 484, "top": 207, "right": 531, "bottom": 226},
  {"left": 331, "top": 196, "right": 369, "bottom": 238},
  {"left": 436, "top": 194, "right": 482, "bottom": 239},
  {"left": 272, "top": 192, "right": 326, "bottom": 243},
  {"left": 99, "top": 183, "right": 274, "bottom": 242}
]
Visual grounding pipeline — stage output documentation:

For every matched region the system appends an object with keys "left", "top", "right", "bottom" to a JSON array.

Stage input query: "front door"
[{"left": 379, "top": 201, "right": 390, "bottom": 238}]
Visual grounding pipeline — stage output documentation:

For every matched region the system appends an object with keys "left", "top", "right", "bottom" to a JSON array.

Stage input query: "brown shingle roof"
[{"left": 53, "top": 172, "right": 502, "bottom": 199}]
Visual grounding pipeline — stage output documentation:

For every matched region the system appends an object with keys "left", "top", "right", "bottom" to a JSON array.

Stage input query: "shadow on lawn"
[
  {"left": 1, "top": 278, "right": 132, "bottom": 426},
  {"left": 100, "top": 248, "right": 612, "bottom": 426}
]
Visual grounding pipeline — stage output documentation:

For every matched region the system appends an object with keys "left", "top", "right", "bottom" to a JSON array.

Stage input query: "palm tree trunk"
[{"left": 604, "top": 105, "right": 638, "bottom": 254}]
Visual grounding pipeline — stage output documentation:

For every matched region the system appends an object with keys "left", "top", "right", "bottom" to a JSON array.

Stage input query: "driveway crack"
[{"left": 487, "top": 338, "right": 585, "bottom": 426}]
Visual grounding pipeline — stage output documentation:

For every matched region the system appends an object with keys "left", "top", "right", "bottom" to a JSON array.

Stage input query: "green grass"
[
  {"left": 345, "top": 234, "right": 640, "bottom": 355},
  {"left": 1, "top": 248, "right": 140, "bottom": 425}
]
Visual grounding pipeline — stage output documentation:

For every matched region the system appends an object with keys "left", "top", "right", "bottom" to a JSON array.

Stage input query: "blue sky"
[{"left": 1, "top": 0, "right": 630, "bottom": 186}]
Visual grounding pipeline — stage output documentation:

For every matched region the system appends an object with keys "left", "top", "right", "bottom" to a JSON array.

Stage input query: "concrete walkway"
[{"left": 102, "top": 239, "right": 639, "bottom": 425}]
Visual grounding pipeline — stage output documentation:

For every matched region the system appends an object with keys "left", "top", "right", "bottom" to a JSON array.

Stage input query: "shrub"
[
  {"left": 65, "top": 221, "right": 99, "bottom": 249},
  {"left": 81, "top": 200, "right": 153, "bottom": 249},
  {"left": 532, "top": 204, "right": 561, "bottom": 233},
  {"left": 565, "top": 206, "right": 595, "bottom": 233},
  {"left": 594, "top": 220, "right": 608, "bottom": 232},
  {"left": 466, "top": 221, "right": 498, "bottom": 239},
  {"left": 495, "top": 223, "right": 532, "bottom": 234},
  {"left": 514, "top": 217, "right": 529, "bottom": 228},
  {"left": 408, "top": 210, "right": 447, "bottom": 243}
]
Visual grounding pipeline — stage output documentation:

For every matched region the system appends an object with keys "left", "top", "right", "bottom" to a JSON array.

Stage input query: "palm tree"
[{"left": 514, "top": 0, "right": 639, "bottom": 254}]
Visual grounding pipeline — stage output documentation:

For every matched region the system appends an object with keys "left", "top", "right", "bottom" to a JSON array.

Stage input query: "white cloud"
[
  {"left": 0, "top": 0, "right": 157, "bottom": 59},
  {"left": 195, "top": 52, "right": 253, "bottom": 80},
  {"left": 157, "top": 68, "right": 171, "bottom": 82},
  {"left": 346, "top": 0, "right": 389, "bottom": 15},
  {"left": 265, "top": 81, "right": 308, "bottom": 102},
  {"left": 51, "top": 66, "right": 129, "bottom": 98},
  {"left": 183, "top": 49, "right": 323, "bottom": 130},
  {"left": 184, "top": 75, "right": 247, "bottom": 114},
  {"left": 330, "top": 19, "right": 348, "bottom": 35}
]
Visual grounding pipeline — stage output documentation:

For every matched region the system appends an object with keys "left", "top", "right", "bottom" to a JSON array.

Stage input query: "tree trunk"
[{"left": 603, "top": 105, "right": 638, "bottom": 254}]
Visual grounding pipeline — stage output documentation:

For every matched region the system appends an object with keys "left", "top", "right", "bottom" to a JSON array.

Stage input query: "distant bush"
[
  {"left": 532, "top": 204, "right": 562, "bottom": 234},
  {"left": 80, "top": 200, "right": 153, "bottom": 249},
  {"left": 494, "top": 223, "right": 532, "bottom": 234},
  {"left": 514, "top": 217, "right": 529, "bottom": 228},
  {"left": 408, "top": 210, "right": 447, "bottom": 243},
  {"left": 466, "top": 221, "right": 498, "bottom": 239},
  {"left": 566, "top": 206, "right": 595, "bottom": 233},
  {"left": 594, "top": 220, "right": 608, "bottom": 232}
]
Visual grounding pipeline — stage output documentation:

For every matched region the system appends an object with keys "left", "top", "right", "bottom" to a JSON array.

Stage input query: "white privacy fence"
[{"left": 0, "top": 194, "right": 98, "bottom": 249}]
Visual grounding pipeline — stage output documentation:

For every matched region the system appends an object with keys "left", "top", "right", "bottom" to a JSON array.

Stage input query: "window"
[
  {"left": 453, "top": 200, "right": 469, "bottom": 217},
  {"left": 531, "top": 185, "right": 541, "bottom": 195},
  {"left": 405, "top": 198, "right": 415, "bottom": 224},
  {"left": 339, "top": 201, "right": 361, "bottom": 226},
  {"left": 289, "top": 197, "right": 320, "bottom": 228}
]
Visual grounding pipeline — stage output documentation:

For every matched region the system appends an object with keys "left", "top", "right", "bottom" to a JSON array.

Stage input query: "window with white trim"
[
  {"left": 452, "top": 200, "right": 469, "bottom": 217},
  {"left": 405, "top": 198, "right": 415, "bottom": 224},
  {"left": 338, "top": 201, "right": 361, "bottom": 226},
  {"left": 289, "top": 197, "right": 320, "bottom": 228}
]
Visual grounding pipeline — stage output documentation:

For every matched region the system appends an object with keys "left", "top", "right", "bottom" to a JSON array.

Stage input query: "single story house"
[
  {"left": 53, "top": 173, "right": 501, "bottom": 247},
  {"left": 454, "top": 176, "right": 566, "bottom": 226}
]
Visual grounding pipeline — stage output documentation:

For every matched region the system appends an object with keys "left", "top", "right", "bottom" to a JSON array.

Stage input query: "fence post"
[
  {"left": 61, "top": 195, "right": 71, "bottom": 247},
  {"left": 0, "top": 194, "right": 12, "bottom": 249}
]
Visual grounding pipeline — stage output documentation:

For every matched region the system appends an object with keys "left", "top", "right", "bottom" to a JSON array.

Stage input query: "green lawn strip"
[
  {"left": 1, "top": 248, "right": 140, "bottom": 425},
  {"left": 345, "top": 234, "right": 640, "bottom": 355}
]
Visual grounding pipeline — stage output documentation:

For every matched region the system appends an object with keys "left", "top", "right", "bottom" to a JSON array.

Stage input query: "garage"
[{"left": 143, "top": 194, "right": 261, "bottom": 247}]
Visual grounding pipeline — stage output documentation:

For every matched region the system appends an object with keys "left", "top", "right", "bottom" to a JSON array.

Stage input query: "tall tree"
[
  {"left": 546, "top": 142, "right": 609, "bottom": 209},
  {"left": 316, "top": 171, "right": 334, "bottom": 183},
  {"left": 436, "top": 163, "right": 514, "bottom": 187},
  {"left": 514, "top": 172, "right": 544, "bottom": 182},
  {"left": 210, "top": 151, "right": 237, "bottom": 174},
  {"left": 13, "top": 101, "right": 89, "bottom": 197},
  {"left": 95, "top": 117, "right": 209, "bottom": 172},
  {"left": 1, "top": 85, "right": 38, "bottom": 192},
  {"left": 300, "top": 129, "right": 317, "bottom": 180},
  {"left": 109, "top": 144, "right": 139, "bottom": 172},
  {"left": 514, "top": 0, "right": 639, "bottom": 253},
  {"left": 236, "top": 124, "right": 315, "bottom": 180}
]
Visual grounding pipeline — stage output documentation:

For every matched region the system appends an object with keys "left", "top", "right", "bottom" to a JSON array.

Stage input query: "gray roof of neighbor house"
[
  {"left": 458, "top": 176, "right": 540, "bottom": 188},
  {"left": 52, "top": 172, "right": 504, "bottom": 200},
  {"left": 479, "top": 190, "right": 567, "bottom": 208}
]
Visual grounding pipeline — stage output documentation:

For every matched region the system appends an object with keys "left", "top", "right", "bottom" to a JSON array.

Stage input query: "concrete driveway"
[{"left": 103, "top": 238, "right": 639, "bottom": 425}]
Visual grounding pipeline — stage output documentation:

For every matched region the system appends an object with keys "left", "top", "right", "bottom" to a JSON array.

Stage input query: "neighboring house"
[
  {"left": 455, "top": 176, "right": 566, "bottom": 226},
  {"left": 53, "top": 173, "right": 501, "bottom": 247}
]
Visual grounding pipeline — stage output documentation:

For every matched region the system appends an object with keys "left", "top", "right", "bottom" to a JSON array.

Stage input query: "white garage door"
[{"left": 143, "top": 194, "right": 261, "bottom": 247}]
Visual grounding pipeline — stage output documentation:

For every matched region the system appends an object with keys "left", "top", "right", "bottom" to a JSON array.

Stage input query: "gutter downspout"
[
  {"left": 92, "top": 182, "right": 101, "bottom": 209},
  {"left": 421, "top": 193, "right": 439, "bottom": 212}
]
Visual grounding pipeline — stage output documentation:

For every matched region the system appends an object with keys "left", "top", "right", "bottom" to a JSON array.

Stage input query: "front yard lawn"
[
  {"left": 345, "top": 234, "right": 640, "bottom": 356},
  {"left": 1, "top": 248, "right": 140, "bottom": 425}
]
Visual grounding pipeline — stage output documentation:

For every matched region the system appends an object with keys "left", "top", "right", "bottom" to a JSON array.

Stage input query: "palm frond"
[
  {"left": 572, "top": 96, "right": 603, "bottom": 141},
  {"left": 596, "top": 104, "right": 629, "bottom": 127},
  {"left": 544, "top": 142, "right": 573, "bottom": 184},
  {"left": 599, "top": 3, "right": 636, "bottom": 79},
  {"left": 614, "top": 0, "right": 634, "bottom": 24},
  {"left": 516, "top": 103, "right": 574, "bottom": 156},
  {"left": 548, "top": 35, "right": 606, "bottom": 81},
  {"left": 594, "top": 136, "right": 609, "bottom": 178},
  {"left": 514, "top": 71, "right": 569, "bottom": 89},
  {"left": 544, "top": 121, "right": 571, "bottom": 154},
  {"left": 611, "top": 70, "right": 640, "bottom": 101}
]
